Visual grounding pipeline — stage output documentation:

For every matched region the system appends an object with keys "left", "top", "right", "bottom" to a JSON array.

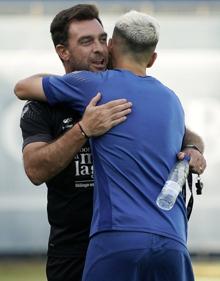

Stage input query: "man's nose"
[{"left": 93, "top": 40, "right": 106, "bottom": 53}]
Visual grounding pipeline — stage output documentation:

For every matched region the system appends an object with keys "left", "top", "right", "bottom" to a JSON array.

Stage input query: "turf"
[
  {"left": 193, "top": 261, "right": 220, "bottom": 279},
  {"left": 0, "top": 260, "right": 46, "bottom": 281}
]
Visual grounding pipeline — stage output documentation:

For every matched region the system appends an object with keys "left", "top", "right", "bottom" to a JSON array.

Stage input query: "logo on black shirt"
[
  {"left": 62, "top": 118, "right": 74, "bottom": 131},
  {"left": 74, "top": 146, "right": 94, "bottom": 188}
]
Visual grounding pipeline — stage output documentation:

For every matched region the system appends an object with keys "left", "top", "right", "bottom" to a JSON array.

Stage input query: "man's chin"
[{"left": 90, "top": 64, "right": 106, "bottom": 72}]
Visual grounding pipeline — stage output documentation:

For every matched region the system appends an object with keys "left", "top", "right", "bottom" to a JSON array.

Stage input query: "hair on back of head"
[
  {"left": 113, "top": 10, "right": 160, "bottom": 54},
  {"left": 50, "top": 4, "right": 103, "bottom": 47}
]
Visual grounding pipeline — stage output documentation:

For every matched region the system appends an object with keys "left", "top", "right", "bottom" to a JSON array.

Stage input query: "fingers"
[
  {"left": 110, "top": 102, "right": 133, "bottom": 114},
  {"left": 97, "top": 100, "right": 132, "bottom": 122},
  {"left": 111, "top": 108, "right": 132, "bottom": 120},
  {"left": 188, "top": 151, "right": 206, "bottom": 174},
  {"left": 197, "top": 158, "right": 206, "bottom": 174},
  {"left": 103, "top": 99, "right": 131, "bottom": 109},
  {"left": 178, "top": 148, "right": 207, "bottom": 174},
  {"left": 111, "top": 116, "right": 127, "bottom": 127},
  {"left": 109, "top": 107, "right": 132, "bottom": 127},
  {"left": 82, "top": 97, "right": 132, "bottom": 136},
  {"left": 177, "top": 152, "right": 185, "bottom": 160},
  {"left": 189, "top": 154, "right": 206, "bottom": 174},
  {"left": 88, "top": 96, "right": 132, "bottom": 114},
  {"left": 88, "top": 92, "right": 102, "bottom": 106}
]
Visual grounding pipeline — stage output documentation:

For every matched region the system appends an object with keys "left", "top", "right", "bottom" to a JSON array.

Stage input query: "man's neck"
[
  {"left": 112, "top": 54, "right": 147, "bottom": 77},
  {"left": 114, "top": 61, "right": 147, "bottom": 77},
  {"left": 64, "top": 65, "right": 71, "bottom": 74}
]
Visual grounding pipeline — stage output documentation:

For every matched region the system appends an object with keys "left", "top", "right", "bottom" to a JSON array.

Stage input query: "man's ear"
[
  {"left": 108, "top": 38, "right": 113, "bottom": 52},
  {"left": 55, "top": 44, "right": 70, "bottom": 62},
  {"left": 147, "top": 52, "right": 157, "bottom": 68}
]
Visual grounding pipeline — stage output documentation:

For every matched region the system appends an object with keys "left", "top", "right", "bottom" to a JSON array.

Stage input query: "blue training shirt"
[{"left": 43, "top": 69, "right": 187, "bottom": 246}]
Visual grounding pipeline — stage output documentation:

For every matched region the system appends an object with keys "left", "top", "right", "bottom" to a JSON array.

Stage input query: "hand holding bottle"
[{"left": 156, "top": 155, "right": 190, "bottom": 211}]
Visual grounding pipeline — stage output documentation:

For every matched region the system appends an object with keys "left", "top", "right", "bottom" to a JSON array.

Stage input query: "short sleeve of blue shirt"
[{"left": 42, "top": 71, "right": 102, "bottom": 113}]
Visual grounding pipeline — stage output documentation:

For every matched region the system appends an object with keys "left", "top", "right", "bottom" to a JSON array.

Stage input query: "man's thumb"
[{"left": 177, "top": 151, "right": 185, "bottom": 160}]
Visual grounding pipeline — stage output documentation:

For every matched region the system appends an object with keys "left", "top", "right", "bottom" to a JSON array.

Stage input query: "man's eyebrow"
[
  {"left": 78, "top": 35, "right": 93, "bottom": 41},
  {"left": 78, "top": 32, "right": 107, "bottom": 42}
]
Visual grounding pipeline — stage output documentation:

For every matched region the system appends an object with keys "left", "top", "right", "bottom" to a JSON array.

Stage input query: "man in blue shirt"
[{"left": 15, "top": 10, "right": 196, "bottom": 281}]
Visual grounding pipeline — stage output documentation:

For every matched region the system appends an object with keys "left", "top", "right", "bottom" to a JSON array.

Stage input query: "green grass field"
[
  {"left": 193, "top": 261, "right": 220, "bottom": 281},
  {"left": 0, "top": 259, "right": 46, "bottom": 281},
  {"left": 0, "top": 259, "right": 219, "bottom": 281}
]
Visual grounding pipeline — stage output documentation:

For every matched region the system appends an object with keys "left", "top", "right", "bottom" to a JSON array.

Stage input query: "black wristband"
[
  {"left": 183, "top": 144, "right": 202, "bottom": 154},
  {"left": 77, "top": 122, "right": 89, "bottom": 139}
]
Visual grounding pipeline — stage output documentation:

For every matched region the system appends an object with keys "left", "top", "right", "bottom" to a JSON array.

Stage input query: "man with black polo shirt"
[
  {"left": 18, "top": 4, "right": 206, "bottom": 281},
  {"left": 20, "top": 5, "right": 132, "bottom": 281}
]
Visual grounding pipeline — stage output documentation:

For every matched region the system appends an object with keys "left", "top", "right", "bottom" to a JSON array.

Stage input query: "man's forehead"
[{"left": 68, "top": 19, "right": 106, "bottom": 38}]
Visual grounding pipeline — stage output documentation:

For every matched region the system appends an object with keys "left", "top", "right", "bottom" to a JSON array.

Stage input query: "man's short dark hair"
[{"left": 50, "top": 4, "right": 103, "bottom": 47}]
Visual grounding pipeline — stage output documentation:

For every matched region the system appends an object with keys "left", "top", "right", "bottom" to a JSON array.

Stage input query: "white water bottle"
[{"left": 156, "top": 155, "right": 190, "bottom": 211}]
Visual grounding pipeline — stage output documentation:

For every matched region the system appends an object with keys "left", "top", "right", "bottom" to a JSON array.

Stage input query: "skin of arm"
[
  {"left": 182, "top": 127, "right": 204, "bottom": 154},
  {"left": 178, "top": 128, "right": 206, "bottom": 174},
  {"left": 23, "top": 123, "right": 87, "bottom": 185},
  {"left": 14, "top": 74, "right": 46, "bottom": 101}
]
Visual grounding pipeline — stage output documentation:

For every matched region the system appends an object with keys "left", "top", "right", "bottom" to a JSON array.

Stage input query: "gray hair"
[{"left": 113, "top": 10, "right": 160, "bottom": 52}]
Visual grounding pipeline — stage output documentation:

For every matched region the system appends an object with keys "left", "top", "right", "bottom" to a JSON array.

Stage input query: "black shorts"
[{"left": 46, "top": 255, "right": 85, "bottom": 281}]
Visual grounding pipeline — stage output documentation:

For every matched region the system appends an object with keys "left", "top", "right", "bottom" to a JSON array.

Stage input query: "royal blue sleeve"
[{"left": 42, "top": 71, "right": 102, "bottom": 113}]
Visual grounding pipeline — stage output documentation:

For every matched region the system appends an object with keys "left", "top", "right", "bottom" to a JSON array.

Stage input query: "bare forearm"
[
  {"left": 178, "top": 127, "right": 206, "bottom": 174},
  {"left": 182, "top": 128, "right": 204, "bottom": 154},
  {"left": 14, "top": 74, "right": 47, "bottom": 101},
  {"left": 23, "top": 123, "right": 87, "bottom": 185}
]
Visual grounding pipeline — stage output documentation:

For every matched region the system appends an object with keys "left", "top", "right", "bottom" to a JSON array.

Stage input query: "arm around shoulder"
[{"left": 14, "top": 74, "right": 47, "bottom": 101}]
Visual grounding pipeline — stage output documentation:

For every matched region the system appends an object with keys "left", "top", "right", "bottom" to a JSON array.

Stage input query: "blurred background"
[{"left": 0, "top": 0, "right": 220, "bottom": 280}]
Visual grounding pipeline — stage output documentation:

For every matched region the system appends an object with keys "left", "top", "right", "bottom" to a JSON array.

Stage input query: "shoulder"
[
  {"left": 150, "top": 77, "right": 180, "bottom": 99},
  {"left": 21, "top": 100, "right": 79, "bottom": 122},
  {"left": 21, "top": 100, "right": 65, "bottom": 121},
  {"left": 21, "top": 101, "right": 52, "bottom": 120}
]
